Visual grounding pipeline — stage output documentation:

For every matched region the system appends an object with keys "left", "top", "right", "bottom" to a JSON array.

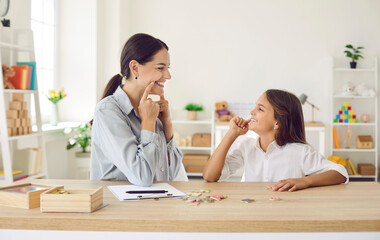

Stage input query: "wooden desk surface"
[{"left": 0, "top": 180, "right": 379, "bottom": 232}]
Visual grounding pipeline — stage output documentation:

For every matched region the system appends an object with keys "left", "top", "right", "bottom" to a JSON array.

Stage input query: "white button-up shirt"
[
  {"left": 220, "top": 135, "right": 349, "bottom": 183},
  {"left": 90, "top": 86, "right": 183, "bottom": 186}
]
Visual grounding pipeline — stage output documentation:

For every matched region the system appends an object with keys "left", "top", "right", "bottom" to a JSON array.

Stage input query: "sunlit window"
[{"left": 31, "top": 0, "right": 56, "bottom": 123}]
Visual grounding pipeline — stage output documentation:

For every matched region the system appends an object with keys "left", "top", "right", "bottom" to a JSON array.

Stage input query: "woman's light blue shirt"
[{"left": 90, "top": 86, "right": 183, "bottom": 186}]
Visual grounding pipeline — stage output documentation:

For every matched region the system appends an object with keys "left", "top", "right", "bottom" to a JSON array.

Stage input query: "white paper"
[{"left": 108, "top": 183, "right": 187, "bottom": 201}]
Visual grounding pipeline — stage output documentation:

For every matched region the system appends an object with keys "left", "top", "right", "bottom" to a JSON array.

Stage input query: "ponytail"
[{"left": 90, "top": 74, "right": 122, "bottom": 125}]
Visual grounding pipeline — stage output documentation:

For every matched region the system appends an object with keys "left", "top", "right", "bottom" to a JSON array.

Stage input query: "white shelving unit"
[
  {"left": 172, "top": 114, "right": 215, "bottom": 177},
  {"left": 331, "top": 57, "right": 378, "bottom": 181},
  {"left": 0, "top": 28, "right": 46, "bottom": 185}
]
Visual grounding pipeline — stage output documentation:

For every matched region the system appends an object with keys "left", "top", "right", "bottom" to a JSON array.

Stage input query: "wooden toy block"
[
  {"left": 9, "top": 101, "right": 22, "bottom": 110},
  {"left": 7, "top": 128, "right": 12, "bottom": 136},
  {"left": 16, "top": 127, "right": 23, "bottom": 135},
  {"left": 0, "top": 183, "right": 59, "bottom": 209},
  {"left": 6, "top": 110, "right": 18, "bottom": 119},
  {"left": 357, "top": 164, "right": 375, "bottom": 175},
  {"left": 23, "top": 126, "right": 28, "bottom": 134},
  {"left": 28, "top": 126, "right": 33, "bottom": 134},
  {"left": 18, "top": 110, "right": 28, "bottom": 118},
  {"left": 15, "top": 119, "right": 21, "bottom": 127},
  {"left": 344, "top": 102, "right": 349, "bottom": 107},
  {"left": 6, "top": 118, "right": 15, "bottom": 127},
  {"left": 12, "top": 93, "right": 24, "bottom": 101},
  {"left": 21, "top": 118, "right": 26, "bottom": 126},
  {"left": 356, "top": 135, "right": 373, "bottom": 149},
  {"left": 40, "top": 186, "right": 103, "bottom": 213},
  {"left": 21, "top": 101, "right": 27, "bottom": 110}
]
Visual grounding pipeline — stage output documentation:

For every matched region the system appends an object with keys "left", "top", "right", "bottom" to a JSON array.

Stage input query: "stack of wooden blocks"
[{"left": 6, "top": 93, "right": 32, "bottom": 136}]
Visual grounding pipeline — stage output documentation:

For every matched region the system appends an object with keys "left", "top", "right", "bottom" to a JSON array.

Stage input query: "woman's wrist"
[{"left": 141, "top": 120, "right": 156, "bottom": 132}]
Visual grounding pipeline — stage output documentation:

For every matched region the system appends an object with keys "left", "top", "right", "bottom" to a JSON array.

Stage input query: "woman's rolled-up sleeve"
[
  {"left": 96, "top": 107, "right": 160, "bottom": 186},
  {"left": 166, "top": 137, "right": 183, "bottom": 180}
]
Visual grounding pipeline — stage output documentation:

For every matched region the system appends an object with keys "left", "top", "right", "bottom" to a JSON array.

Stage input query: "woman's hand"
[
  {"left": 271, "top": 177, "right": 310, "bottom": 192},
  {"left": 139, "top": 82, "right": 160, "bottom": 132},
  {"left": 228, "top": 116, "right": 249, "bottom": 137},
  {"left": 156, "top": 94, "right": 173, "bottom": 140}
]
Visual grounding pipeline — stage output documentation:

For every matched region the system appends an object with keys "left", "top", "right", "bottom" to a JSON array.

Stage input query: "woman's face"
[
  {"left": 137, "top": 48, "right": 171, "bottom": 95},
  {"left": 248, "top": 93, "right": 278, "bottom": 135}
]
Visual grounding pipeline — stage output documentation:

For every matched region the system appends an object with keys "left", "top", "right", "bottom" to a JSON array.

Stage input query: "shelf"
[
  {"left": 332, "top": 123, "right": 376, "bottom": 126},
  {"left": 333, "top": 95, "right": 375, "bottom": 99},
  {"left": 333, "top": 148, "right": 376, "bottom": 152},
  {"left": 179, "top": 147, "right": 212, "bottom": 151},
  {"left": 7, "top": 133, "right": 43, "bottom": 141},
  {"left": 0, "top": 42, "right": 34, "bottom": 51},
  {"left": 172, "top": 120, "right": 213, "bottom": 124},
  {"left": 3, "top": 89, "right": 38, "bottom": 94},
  {"left": 186, "top": 172, "right": 203, "bottom": 177},
  {"left": 349, "top": 175, "right": 376, "bottom": 178},
  {"left": 333, "top": 68, "right": 376, "bottom": 72}
]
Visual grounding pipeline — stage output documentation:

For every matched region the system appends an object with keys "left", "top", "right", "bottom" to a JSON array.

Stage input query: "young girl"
[
  {"left": 90, "top": 33, "right": 187, "bottom": 186},
  {"left": 203, "top": 89, "right": 348, "bottom": 191}
]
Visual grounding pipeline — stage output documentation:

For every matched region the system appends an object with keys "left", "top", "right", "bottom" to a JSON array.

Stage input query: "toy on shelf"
[
  {"left": 174, "top": 132, "right": 192, "bottom": 147},
  {"left": 361, "top": 113, "right": 370, "bottom": 123},
  {"left": 342, "top": 126, "right": 352, "bottom": 148},
  {"left": 333, "top": 101, "right": 359, "bottom": 123},
  {"left": 6, "top": 93, "right": 33, "bottom": 136},
  {"left": 356, "top": 135, "right": 373, "bottom": 149},
  {"left": 357, "top": 164, "right": 375, "bottom": 175},
  {"left": 215, "top": 101, "right": 233, "bottom": 122},
  {"left": 340, "top": 82, "right": 376, "bottom": 97},
  {"left": 2, "top": 64, "right": 15, "bottom": 89}
]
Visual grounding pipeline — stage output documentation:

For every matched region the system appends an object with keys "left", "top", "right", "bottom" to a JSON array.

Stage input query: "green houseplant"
[
  {"left": 66, "top": 123, "right": 91, "bottom": 153},
  {"left": 344, "top": 44, "right": 364, "bottom": 69},
  {"left": 184, "top": 103, "right": 203, "bottom": 120}
]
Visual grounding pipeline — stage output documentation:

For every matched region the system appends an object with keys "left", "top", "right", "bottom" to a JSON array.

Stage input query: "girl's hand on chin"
[{"left": 229, "top": 116, "right": 249, "bottom": 136}]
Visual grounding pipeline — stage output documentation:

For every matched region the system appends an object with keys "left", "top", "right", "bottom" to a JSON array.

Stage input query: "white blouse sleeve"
[
  {"left": 302, "top": 145, "right": 349, "bottom": 184},
  {"left": 219, "top": 136, "right": 246, "bottom": 181}
]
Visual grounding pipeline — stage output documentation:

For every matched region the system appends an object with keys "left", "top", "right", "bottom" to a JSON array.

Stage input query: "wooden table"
[{"left": 1, "top": 180, "right": 380, "bottom": 233}]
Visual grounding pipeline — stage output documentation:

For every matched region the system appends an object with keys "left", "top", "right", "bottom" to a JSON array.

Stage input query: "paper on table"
[{"left": 108, "top": 183, "right": 187, "bottom": 201}]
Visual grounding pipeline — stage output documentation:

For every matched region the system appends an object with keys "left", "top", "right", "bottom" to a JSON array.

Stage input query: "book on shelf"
[
  {"left": 0, "top": 170, "right": 28, "bottom": 181},
  {"left": 333, "top": 127, "right": 340, "bottom": 149},
  {"left": 347, "top": 159, "right": 357, "bottom": 175},
  {"left": 7, "top": 63, "right": 36, "bottom": 90},
  {"left": 17, "top": 62, "right": 36, "bottom": 90},
  {"left": 345, "top": 160, "right": 354, "bottom": 175}
]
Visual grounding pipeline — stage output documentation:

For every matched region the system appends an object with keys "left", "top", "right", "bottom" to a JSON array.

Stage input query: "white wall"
[{"left": 4, "top": 0, "right": 30, "bottom": 28}]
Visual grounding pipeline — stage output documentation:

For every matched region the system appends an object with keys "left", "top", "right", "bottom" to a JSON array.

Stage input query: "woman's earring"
[{"left": 135, "top": 76, "right": 138, "bottom": 79}]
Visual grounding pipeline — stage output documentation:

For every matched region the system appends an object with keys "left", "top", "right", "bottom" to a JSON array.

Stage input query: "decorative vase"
[
  {"left": 350, "top": 62, "right": 357, "bottom": 69},
  {"left": 50, "top": 103, "right": 59, "bottom": 126},
  {"left": 187, "top": 111, "right": 197, "bottom": 121}
]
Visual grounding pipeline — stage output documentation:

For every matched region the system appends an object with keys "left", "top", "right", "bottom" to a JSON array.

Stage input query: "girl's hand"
[
  {"left": 229, "top": 116, "right": 249, "bottom": 137},
  {"left": 271, "top": 177, "right": 310, "bottom": 192},
  {"left": 139, "top": 82, "right": 160, "bottom": 131}
]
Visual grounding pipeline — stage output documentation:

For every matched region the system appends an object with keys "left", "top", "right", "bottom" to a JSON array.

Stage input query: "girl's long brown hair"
[{"left": 265, "top": 89, "right": 307, "bottom": 146}]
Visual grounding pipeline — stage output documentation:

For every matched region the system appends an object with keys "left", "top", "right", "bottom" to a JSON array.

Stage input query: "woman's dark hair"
[
  {"left": 90, "top": 33, "right": 168, "bottom": 125},
  {"left": 100, "top": 33, "right": 168, "bottom": 101},
  {"left": 265, "top": 89, "right": 307, "bottom": 146}
]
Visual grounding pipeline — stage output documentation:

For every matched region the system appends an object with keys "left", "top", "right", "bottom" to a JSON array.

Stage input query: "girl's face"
[
  {"left": 137, "top": 48, "right": 171, "bottom": 96},
  {"left": 248, "top": 93, "right": 279, "bottom": 135}
]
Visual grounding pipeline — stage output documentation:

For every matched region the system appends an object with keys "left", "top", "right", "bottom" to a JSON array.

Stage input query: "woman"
[{"left": 90, "top": 33, "right": 187, "bottom": 186}]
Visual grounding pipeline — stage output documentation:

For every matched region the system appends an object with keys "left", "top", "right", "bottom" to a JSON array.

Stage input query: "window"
[{"left": 31, "top": 0, "right": 56, "bottom": 123}]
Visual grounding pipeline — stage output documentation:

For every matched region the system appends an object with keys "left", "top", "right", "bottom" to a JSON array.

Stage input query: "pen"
[{"left": 126, "top": 190, "right": 168, "bottom": 194}]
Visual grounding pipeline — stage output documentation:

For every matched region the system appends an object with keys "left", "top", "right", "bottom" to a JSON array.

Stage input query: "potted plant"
[
  {"left": 184, "top": 103, "right": 203, "bottom": 120},
  {"left": 66, "top": 123, "right": 92, "bottom": 156},
  {"left": 344, "top": 44, "right": 364, "bottom": 69}
]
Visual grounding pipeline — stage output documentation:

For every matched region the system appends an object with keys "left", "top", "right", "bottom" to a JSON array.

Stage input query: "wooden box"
[
  {"left": 358, "top": 164, "right": 375, "bottom": 175},
  {"left": 192, "top": 133, "right": 211, "bottom": 147},
  {"left": 9, "top": 101, "right": 22, "bottom": 110},
  {"left": 356, "top": 135, "right": 373, "bottom": 149},
  {"left": 0, "top": 183, "right": 56, "bottom": 209},
  {"left": 41, "top": 186, "right": 103, "bottom": 213},
  {"left": 6, "top": 110, "right": 18, "bottom": 119},
  {"left": 182, "top": 154, "right": 210, "bottom": 173},
  {"left": 12, "top": 93, "right": 24, "bottom": 101}
]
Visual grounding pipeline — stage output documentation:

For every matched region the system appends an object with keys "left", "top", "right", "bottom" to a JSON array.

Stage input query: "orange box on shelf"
[
  {"left": 182, "top": 154, "right": 210, "bottom": 173},
  {"left": 357, "top": 164, "right": 375, "bottom": 175}
]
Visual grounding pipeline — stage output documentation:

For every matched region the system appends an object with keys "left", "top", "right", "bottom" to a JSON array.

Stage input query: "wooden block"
[
  {"left": 21, "top": 101, "right": 27, "bottom": 110},
  {"left": 9, "top": 101, "right": 22, "bottom": 110},
  {"left": 18, "top": 110, "right": 28, "bottom": 118},
  {"left": 40, "top": 187, "right": 103, "bottom": 213},
  {"left": 12, "top": 93, "right": 24, "bottom": 102},
  {"left": 21, "top": 118, "right": 27, "bottom": 126},
  {"left": 23, "top": 126, "right": 28, "bottom": 134},
  {"left": 28, "top": 126, "right": 33, "bottom": 134},
  {"left": 16, "top": 127, "right": 23, "bottom": 135},
  {"left": 7, "top": 128, "right": 12, "bottom": 136},
  {"left": 6, "top": 118, "right": 15, "bottom": 128},
  {"left": 15, "top": 119, "right": 21, "bottom": 127},
  {"left": 358, "top": 164, "right": 375, "bottom": 175},
  {"left": 182, "top": 154, "right": 210, "bottom": 173},
  {"left": 6, "top": 110, "right": 18, "bottom": 119},
  {"left": 26, "top": 118, "right": 31, "bottom": 126},
  {"left": 192, "top": 133, "right": 211, "bottom": 147},
  {"left": 0, "top": 183, "right": 59, "bottom": 209},
  {"left": 356, "top": 135, "right": 373, "bottom": 149}
]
